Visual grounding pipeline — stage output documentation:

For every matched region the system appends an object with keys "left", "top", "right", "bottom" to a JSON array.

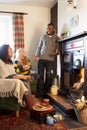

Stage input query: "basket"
[{"left": 74, "top": 107, "right": 87, "bottom": 124}]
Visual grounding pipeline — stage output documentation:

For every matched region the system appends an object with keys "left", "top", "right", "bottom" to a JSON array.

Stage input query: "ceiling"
[{"left": 0, "top": 0, "right": 57, "bottom": 7}]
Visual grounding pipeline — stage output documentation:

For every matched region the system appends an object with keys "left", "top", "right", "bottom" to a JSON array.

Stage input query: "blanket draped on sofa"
[{"left": 0, "top": 79, "right": 29, "bottom": 105}]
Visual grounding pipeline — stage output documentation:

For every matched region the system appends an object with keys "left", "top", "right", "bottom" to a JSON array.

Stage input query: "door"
[{"left": 51, "top": 2, "right": 58, "bottom": 33}]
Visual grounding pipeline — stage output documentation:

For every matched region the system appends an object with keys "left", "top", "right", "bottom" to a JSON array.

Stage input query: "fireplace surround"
[{"left": 58, "top": 31, "right": 87, "bottom": 98}]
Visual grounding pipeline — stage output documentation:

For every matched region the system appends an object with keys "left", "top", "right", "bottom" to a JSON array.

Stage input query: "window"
[{"left": 0, "top": 15, "right": 14, "bottom": 49}]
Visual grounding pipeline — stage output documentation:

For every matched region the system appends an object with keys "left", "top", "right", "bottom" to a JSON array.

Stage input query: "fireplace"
[
  {"left": 62, "top": 51, "right": 84, "bottom": 88},
  {"left": 58, "top": 32, "right": 87, "bottom": 98}
]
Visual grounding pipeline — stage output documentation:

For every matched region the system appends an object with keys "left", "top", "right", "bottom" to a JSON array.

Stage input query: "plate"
[{"left": 33, "top": 104, "right": 53, "bottom": 111}]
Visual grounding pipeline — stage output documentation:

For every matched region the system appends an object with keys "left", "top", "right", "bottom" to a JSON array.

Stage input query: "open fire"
[
  {"left": 68, "top": 68, "right": 85, "bottom": 100},
  {"left": 79, "top": 68, "right": 84, "bottom": 83}
]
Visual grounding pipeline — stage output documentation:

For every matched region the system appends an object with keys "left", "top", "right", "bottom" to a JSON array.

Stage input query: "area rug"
[
  {"left": 69, "top": 127, "right": 87, "bottom": 130},
  {"left": 0, "top": 109, "right": 68, "bottom": 130}
]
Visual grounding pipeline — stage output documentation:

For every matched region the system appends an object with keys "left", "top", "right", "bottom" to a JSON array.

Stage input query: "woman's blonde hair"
[
  {"left": 15, "top": 48, "right": 23, "bottom": 60},
  {"left": 15, "top": 48, "right": 29, "bottom": 66}
]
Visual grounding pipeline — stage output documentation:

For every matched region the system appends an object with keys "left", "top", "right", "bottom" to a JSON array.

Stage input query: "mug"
[
  {"left": 43, "top": 99, "right": 49, "bottom": 107},
  {"left": 46, "top": 116, "right": 54, "bottom": 125}
]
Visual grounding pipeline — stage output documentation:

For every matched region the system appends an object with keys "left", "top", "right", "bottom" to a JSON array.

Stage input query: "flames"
[{"left": 80, "top": 68, "right": 84, "bottom": 83}]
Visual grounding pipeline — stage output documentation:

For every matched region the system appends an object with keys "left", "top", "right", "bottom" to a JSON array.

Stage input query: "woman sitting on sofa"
[
  {"left": 14, "top": 48, "right": 40, "bottom": 80},
  {"left": 14, "top": 48, "right": 31, "bottom": 75},
  {"left": 0, "top": 44, "right": 35, "bottom": 110}
]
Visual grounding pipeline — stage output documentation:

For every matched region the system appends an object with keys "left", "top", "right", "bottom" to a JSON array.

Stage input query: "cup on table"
[
  {"left": 43, "top": 99, "right": 50, "bottom": 107},
  {"left": 46, "top": 116, "right": 54, "bottom": 125}
]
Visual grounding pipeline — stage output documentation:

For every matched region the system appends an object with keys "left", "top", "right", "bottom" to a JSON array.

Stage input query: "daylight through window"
[{"left": 0, "top": 15, "right": 14, "bottom": 50}]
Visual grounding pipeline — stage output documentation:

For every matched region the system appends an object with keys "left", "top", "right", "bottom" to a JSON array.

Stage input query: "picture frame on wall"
[{"left": 70, "top": 15, "right": 79, "bottom": 28}]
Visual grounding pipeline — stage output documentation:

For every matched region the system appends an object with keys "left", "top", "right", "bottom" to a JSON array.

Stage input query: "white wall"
[
  {"left": 0, "top": 4, "right": 50, "bottom": 70},
  {"left": 24, "top": 6, "right": 50, "bottom": 70},
  {"left": 58, "top": 0, "right": 87, "bottom": 36}
]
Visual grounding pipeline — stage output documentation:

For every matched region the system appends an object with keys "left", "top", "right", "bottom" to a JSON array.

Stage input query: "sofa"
[
  {"left": 30, "top": 80, "right": 37, "bottom": 94},
  {"left": 0, "top": 97, "right": 20, "bottom": 117},
  {"left": 0, "top": 79, "right": 29, "bottom": 117}
]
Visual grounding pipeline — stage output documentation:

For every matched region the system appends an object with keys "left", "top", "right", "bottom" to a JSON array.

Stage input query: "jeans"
[{"left": 36, "top": 59, "right": 54, "bottom": 97}]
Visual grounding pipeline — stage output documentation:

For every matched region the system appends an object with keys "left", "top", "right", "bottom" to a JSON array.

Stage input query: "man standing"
[{"left": 34, "top": 23, "right": 59, "bottom": 98}]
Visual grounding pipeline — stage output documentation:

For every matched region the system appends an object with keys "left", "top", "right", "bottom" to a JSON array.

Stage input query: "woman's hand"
[
  {"left": 20, "top": 75, "right": 32, "bottom": 80},
  {"left": 23, "top": 65, "right": 30, "bottom": 70},
  {"left": 13, "top": 75, "right": 32, "bottom": 80}
]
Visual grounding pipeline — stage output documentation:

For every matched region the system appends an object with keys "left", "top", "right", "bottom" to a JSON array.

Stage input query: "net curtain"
[{"left": 13, "top": 14, "right": 24, "bottom": 51}]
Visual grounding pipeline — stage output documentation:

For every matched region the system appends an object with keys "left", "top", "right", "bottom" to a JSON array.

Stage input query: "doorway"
[{"left": 51, "top": 2, "right": 58, "bottom": 78}]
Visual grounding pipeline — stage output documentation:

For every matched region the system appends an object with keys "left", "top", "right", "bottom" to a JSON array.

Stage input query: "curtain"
[{"left": 13, "top": 14, "right": 24, "bottom": 51}]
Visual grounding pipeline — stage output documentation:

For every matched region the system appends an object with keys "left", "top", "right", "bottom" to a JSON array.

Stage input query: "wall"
[
  {"left": 0, "top": 4, "right": 50, "bottom": 70},
  {"left": 58, "top": 0, "right": 87, "bottom": 37},
  {"left": 24, "top": 6, "right": 50, "bottom": 70}
]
